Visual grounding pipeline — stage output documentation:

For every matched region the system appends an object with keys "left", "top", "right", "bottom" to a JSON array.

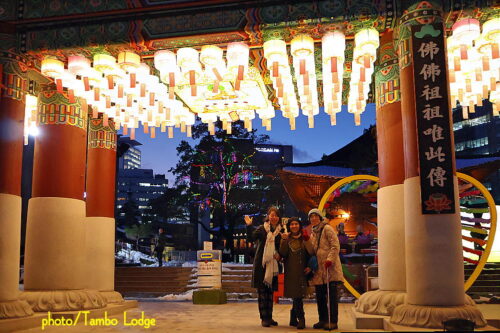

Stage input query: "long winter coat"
[
  {"left": 309, "top": 221, "right": 344, "bottom": 286},
  {"left": 246, "top": 224, "right": 282, "bottom": 290},
  {"left": 279, "top": 235, "right": 314, "bottom": 298}
]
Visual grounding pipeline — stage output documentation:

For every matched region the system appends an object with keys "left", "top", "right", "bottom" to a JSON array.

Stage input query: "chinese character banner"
[{"left": 411, "top": 23, "right": 456, "bottom": 215}]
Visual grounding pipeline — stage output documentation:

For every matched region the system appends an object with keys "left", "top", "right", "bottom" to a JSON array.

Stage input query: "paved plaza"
[{"left": 12, "top": 301, "right": 500, "bottom": 332}]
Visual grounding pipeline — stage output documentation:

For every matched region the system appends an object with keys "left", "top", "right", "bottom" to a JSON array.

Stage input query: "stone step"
[
  {"left": 115, "top": 267, "right": 195, "bottom": 293},
  {"left": 116, "top": 280, "right": 194, "bottom": 287},
  {"left": 115, "top": 267, "right": 194, "bottom": 273},
  {"left": 464, "top": 265, "right": 500, "bottom": 272},
  {"left": 475, "top": 274, "right": 500, "bottom": 280},
  {"left": 224, "top": 287, "right": 256, "bottom": 294},
  {"left": 227, "top": 292, "right": 258, "bottom": 299},
  {"left": 467, "top": 286, "right": 500, "bottom": 293},
  {"left": 223, "top": 265, "right": 253, "bottom": 270},
  {"left": 471, "top": 280, "right": 500, "bottom": 287},
  {"left": 222, "top": 281, "right": 252, "bottom": 287},
  {"left": 222, "top": 270, "right": 252, "bottom": 276},
  {"left": 116, "top": 285, "right": 188, "bottom": 292},
  {"left": 221, "top": 275, "right": 252, "bottom": 282},
  {"left": 116, "top": 274, "right": 191, "bottom": 281}
]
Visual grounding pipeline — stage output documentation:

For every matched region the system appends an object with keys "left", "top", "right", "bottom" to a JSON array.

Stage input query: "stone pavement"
[{"left": 14, "top": 302, "right": 500, "bottom": 332}]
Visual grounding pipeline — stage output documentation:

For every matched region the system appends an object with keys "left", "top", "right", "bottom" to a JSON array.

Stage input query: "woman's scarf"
[
  {"left": 262, "top": 222, "right": 281, "bottom": 287},
  {"left": 312, "top": 221, "right": 327, "bottom": 249}
]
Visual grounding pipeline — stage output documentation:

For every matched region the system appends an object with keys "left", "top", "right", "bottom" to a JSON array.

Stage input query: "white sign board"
[
  {"left": 198, "top": 275, "right": 222, "bottom": 288},
  {"left": 203, "top": 241, "right": 213, "bottom": 250},
  {"left": 198, "top": 261, "right": 221, "bottom": 276},
  {"left": 197, "top": 250, "right": 222, "bottom": 289}
]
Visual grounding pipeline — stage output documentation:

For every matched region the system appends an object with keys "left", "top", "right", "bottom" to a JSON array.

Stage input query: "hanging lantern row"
[
  {"left": 322, "top": 31, "right": 346, "bottom": 126},
  {"left": 448, "top": 17, "right": 500, "bottom": 118},
  {"left": 348, "top": 28, "right": 379, "bottom": 126},
  {"left": 39, "top": 29, "right": 380, "bottom": 135},
  {"left": 264, "top": 29, "right": 374, "bottom": 128},
  {"left": 154, "top": 43, "right": 275, "bottom": 135},
  {"left": 41, "top": 52, "right": 195, "bottom": 140},
  {"left": 291, "top": 35, "right": 320, "bottom": 128}
]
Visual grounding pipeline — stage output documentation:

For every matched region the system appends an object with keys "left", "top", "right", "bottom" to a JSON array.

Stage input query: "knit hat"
[{"left": 308, "top": 208, "right": 324, "bottom": 221}]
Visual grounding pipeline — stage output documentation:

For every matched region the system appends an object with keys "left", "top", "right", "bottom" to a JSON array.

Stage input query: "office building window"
[
  {"left": 453, "top": 115, "right": 490, "bottom": 131},
  {"left": 455, "top": 137, "right": 489, "bottom": 152}
]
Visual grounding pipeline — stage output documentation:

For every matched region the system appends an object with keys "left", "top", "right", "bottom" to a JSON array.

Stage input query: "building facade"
[
  {"left": 116, "top": 169, "right": 169, "bottom": 225},
  {"left": 117, "top": 136, "right": 142, "bottom": 170},
  {"left": 453, "top": 101, "right": 500, "bottom": 203},
  {"left": 453, "top": 101, "right": 499, "bottom": 156}
]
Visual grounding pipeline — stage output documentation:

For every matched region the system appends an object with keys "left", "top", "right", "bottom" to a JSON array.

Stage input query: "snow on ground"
[
  {"left": 182, "top": 261, "right": 198, "bottom": 267},
  {"left": 157, "top": 289, "right": 195, "bottom": 301},
  {"left": 222, "top": 263, "right": 252, "bottom": 272},
  {"left": 116, "top": 249, "right": 157, "bottom": 266}
]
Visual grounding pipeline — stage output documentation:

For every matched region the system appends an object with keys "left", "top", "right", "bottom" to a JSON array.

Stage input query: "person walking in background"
[
  {"left": 155, "top": 227, "right": 167, "bottom": 267},
  {"left": 279, "top": 217, "right": 314, "bottom": 329},
  {"left": 336, "top": 222, "right": 352, "bottom": 255},
  {"left": 308, "top": 209, "right": 344, "bottom": 330},
  {"left": 245, "top": 206, "right": 282, "bottom": 327},
  {"left": 354, "top": 225, "right": 372, "bottom": 253}
]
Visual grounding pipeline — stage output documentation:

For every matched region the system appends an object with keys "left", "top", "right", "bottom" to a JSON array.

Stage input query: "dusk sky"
[{"left": 126, "top": 104, "right": 376, "bottom": 185}]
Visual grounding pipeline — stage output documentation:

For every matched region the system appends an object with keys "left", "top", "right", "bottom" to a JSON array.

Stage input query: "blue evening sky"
[{"left": 125, "top": 104, "right": 376, "bottom": 185}]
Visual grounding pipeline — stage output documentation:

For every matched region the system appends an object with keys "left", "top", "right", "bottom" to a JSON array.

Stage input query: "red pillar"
[
  {"left": 85, "top": 115, "right": 123, "bottom": 303},
  {"left": 355, "top": 29, "right": 407, "bottom": 316},
  {"left": 0, "top": 51, "right": 34, "bottom": 318},
  {"left": 22, "top": 84, "right": 106, "bottom": 311},
  {"left": 391, "top": 1, "right": 485, "bottom": 328}
]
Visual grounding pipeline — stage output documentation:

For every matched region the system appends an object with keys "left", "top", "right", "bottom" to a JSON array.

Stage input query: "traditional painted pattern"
[
  {"left": 396, "top": 1, "right": 443, "bottom": 69},
  {"left": 88, "top": 117, "right": 117, "bottom": 151},
  {"left": 0, "top": 51, "right": 29, "bottom": 101},
  {"left": 15, "top": 0, "right": 498, "bottom": 112},
  {"left": 21, "top": 0, "right": 127, "bottom": 19},
  {"left": 37, "top": 88, "right": 87, "bottom": 130},
  {"left": 375, "top": 39, "right": 400, "bottom": 107},
  {"left": 245, "top": 0, "right": 398, "bottom": 44},
  {"left": 145, "top": 32, "right": 248, "bottom": 53}
]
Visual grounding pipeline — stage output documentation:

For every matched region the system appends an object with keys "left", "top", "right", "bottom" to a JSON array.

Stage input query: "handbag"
[{"left": 306, "top": 226, "right": 324, "bottom": 280}]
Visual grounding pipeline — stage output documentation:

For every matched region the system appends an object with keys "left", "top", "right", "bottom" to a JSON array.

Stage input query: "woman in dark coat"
[
  {"left": 279, "top": 217, "right": 314, "bottom": 330},
  {"left": 245, "top": 206, "right": 282, "bottom": 327}
]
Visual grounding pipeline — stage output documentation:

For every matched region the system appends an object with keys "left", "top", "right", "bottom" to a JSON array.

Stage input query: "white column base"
[
  {"left": 355, "top": 184, "right": 406, "bottom": 315},
  {"left": 393, "top": 176, "right": 486, "bottom": 328},
  {"left": 404, "top": 176, "right": 464, "bottom": 306},
  {"left": 100, "top": 291, "right": 124, "bottom": 304},
  {"left": 85, "top": 217, "right": 123, "bottom": 304},
  {"left": 377, "top": 184, "right": 406, "bottom": 291},
  {"left": 0, "top": 193, "right": 33, "bottom": 318},
  {"left": 355, "top": 290, "right": 406, "bottom": 316},
  {"left": 23, "top": 197, "right": 106, "bottom": 311},
  {"left": 20, "top": 289, "right": 106, "bottom": 312},
  {"left": 391, "top": 303, "right": 486, "bottom": 328}
]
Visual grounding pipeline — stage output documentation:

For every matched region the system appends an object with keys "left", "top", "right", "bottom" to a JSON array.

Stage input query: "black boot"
[
  {"left": 289, "top": 309, "right": 298, "bottom": 327},
  {"left": 313, "top": 321, "right": 326, "bottom": 329},
  {"left": 261, "top": 319, "right": 271, "bottom": 327},
  {"left": 323, "top": 322, "right": 338, "bottom": 330},
  {"left": 297, "top": 317, "right": 305, "bottom": 330}
]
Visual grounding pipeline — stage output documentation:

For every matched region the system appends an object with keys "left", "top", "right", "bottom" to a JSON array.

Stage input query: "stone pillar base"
[
  {"left": 391, "top": 301, "right": 487, "bottom": 329},
  {"left": 355, "top": 290, "right": 406, "bottom": 316},
  {"left": 0, "top": 299, "right": 34, "bottom": 319},
  {"left": 20, "top": 289, "right": 106, "bottom": 312},
  {"left": 100, "top": 291, "right": 124, "bottom": 304}
]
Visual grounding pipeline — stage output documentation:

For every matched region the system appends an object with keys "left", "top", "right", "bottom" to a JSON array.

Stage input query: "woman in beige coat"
[{"left": 308, "top": 209, "right": 343, "bottom": 330}]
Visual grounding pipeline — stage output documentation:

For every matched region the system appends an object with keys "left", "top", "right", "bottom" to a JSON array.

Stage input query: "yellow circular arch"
[
  {"left": 316, "top": 173, "right": 497, "bottom": 298},
  {"left": 458, "top": 172, "right": 497, "bottom": 291},
  {"left": 318, "top": 174, "right": 379, "bottom": 299}
]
